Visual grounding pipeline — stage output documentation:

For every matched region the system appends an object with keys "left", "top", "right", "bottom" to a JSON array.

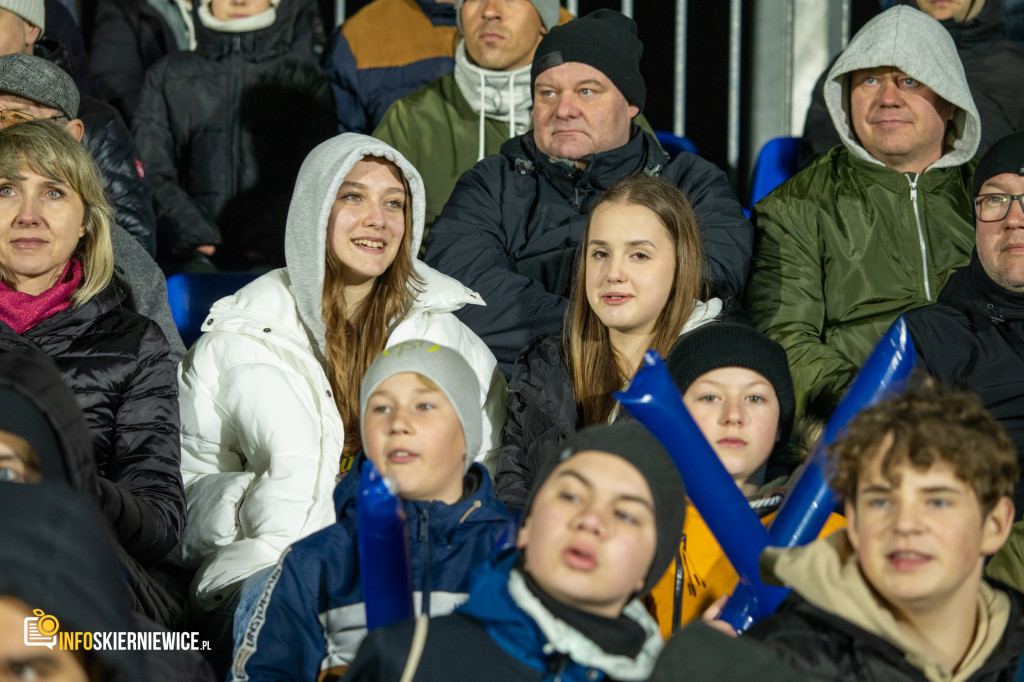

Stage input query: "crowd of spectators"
[{"left": 1, "top": 0, "right": 1024, "bottom": 680}]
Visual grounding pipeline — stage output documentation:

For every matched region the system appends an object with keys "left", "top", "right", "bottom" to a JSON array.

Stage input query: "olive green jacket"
[{"left": 745, "top": 147, "right": 975, "bottom": 416}]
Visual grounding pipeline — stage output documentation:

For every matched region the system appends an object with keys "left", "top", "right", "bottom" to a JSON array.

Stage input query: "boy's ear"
[
  {"left": 981, "top": 496, "right": 1015, "bottom": 556},
  {"left": 844, "top": 497, "right": 860, "bottom": 552},
  {"left": 516, "top": 517, "right": 531, "bottom": 551}
]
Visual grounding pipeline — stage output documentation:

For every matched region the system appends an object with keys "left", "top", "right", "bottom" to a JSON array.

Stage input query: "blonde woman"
[
  {"left": 496, "top": 173, "right": 721, "bottom": 510},
  {"left": 0, "top": 120, "right": 185, "bottom": 623}
]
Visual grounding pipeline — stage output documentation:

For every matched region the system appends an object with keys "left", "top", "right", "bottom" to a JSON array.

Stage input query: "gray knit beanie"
[
  {"left": 359, "top": 340, "right": 481, "bottom": 472},
  {"left": 0, "top": 54, "right": 78, "bottom": 119},
  {"left": 455, "top": 0, "right": 559, "bottom": 32},
  {"left": 0, "top": 0, "right": 43, "bottom": 30},
  {"left": 523, "top": 422, "right": 686, "bottom": 594}
]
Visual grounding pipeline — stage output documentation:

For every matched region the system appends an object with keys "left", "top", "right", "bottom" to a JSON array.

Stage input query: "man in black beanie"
[
  {"left": 423, "top": 8, "right": 752, "bottom": 376},
  {"left": 905, "top": 128, "right": 1024, "bottom": 517}
]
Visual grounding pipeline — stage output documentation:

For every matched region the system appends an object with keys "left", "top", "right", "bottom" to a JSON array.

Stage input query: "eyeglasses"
[
  {"left": 974, "top": 193, "right": 1024, "bottom": 222},
  {"left": 0, "top": 109, "right": 67, "bottom": 128}
]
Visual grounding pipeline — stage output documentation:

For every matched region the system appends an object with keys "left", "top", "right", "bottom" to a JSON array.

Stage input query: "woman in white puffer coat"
[{"left": 174, "top": 134, "right": 506, "bottom": 625}]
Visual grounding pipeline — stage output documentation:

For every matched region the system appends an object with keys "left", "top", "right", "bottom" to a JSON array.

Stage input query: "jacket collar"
[
  {"left": 505, "top": 127, "right": 669, "bottom": 202},
  {"left": 458, "top": 552, "right": 663, "bottom": 680},
  {"left": 939, "top": 251, "right": 1024, "bottom": 323}
]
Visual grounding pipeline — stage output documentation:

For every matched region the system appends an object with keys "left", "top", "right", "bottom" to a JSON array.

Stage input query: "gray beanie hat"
[
  {"left": 0, "top": 0, "right": 43, "bottom": 30},
  {"left": 455, "top": 0, "right": 559, "bottom": 32},
  {"left": 359, "top": 340, "right": 481, "bottom": 472},
  {"left": 0, "top": 54, "right": 78, "bottom": 119}
]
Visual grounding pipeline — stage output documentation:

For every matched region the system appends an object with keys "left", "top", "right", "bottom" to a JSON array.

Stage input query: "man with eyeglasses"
[
  {"left": 905, "top": 129, "right": 1024, "bottom": 516},
  {"left": 745, "top": 6, "right": 979, "bottom": 422}
]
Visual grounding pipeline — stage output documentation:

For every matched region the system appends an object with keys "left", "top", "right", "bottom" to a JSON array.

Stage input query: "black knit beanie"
[
  {"left": 530, "top": 8, "right": 646, "bottom": 110},
  {"left": 973, "top": 129, "right": 1024, "bottom": 197},
  {"left": 667, "top": 322, "right": 796, "bottom": 447},
  {"left": 0, "top": 386, "right": 64, "bottom": 481},
  {"left": 523, "top": 422, "right": 685, "bottom": 594}
]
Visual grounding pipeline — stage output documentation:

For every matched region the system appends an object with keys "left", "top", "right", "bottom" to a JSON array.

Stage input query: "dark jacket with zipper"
[
  {"left": 905, "top": 254, "right": 1024, "bottom": 514},
  {"left": 747, "top": 586, "right": 1024, "bottom": 681},
  {"left": 133, "top": 0, "right": 333, "bottom": 268},
  {"left": 422, "top": 127, "right": 753, "bottom": 376},
  {"left": 0, "top": 279, "right": 185, "bottom": 567},
  {"left": 229, "top": 457, "right": 509, "bottom": 682}
]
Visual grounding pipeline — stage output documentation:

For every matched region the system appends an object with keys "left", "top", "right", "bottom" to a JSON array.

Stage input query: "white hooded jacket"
[{"left": 175, "top": 134, "right": 506, "bottom": 610}]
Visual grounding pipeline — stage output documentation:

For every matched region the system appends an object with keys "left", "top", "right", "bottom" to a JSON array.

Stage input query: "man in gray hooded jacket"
[{"left": 744, "top": 5, "right": 981, "bottom": 420}]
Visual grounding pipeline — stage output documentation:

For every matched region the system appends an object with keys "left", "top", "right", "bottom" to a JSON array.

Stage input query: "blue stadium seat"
[
  {"left": 748, "top": 136, "right": 801, "bottom": 211},
  {"left": 166, "top": 272, "right": 259, "bottom": 348},
  {"left": 654, "top": 130, "right": 698, "bottom": 159}
]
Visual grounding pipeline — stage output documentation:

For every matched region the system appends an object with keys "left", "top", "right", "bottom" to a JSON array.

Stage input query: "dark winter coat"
[
  {"left": 79, "top": 94, "right": 158, "bottom": 256},
  {"left": 422, "top": 127, "right": 753, "bottom": 375},
  {"left": 0, "top": 280, "right": 185, "bottom": 566},
  {"left": 0, "top": 343, "right": 186, "bottom": 629},
  {"left": 323, "top": 0, "right": 458, "bottom": 134},
  {"left": 801, "top": 0, "right": 1024, "bottom": 165},
  {"left": 746, "top": 587, "right": 1024, "bottom": 681},
  {"left": 133, "top": 0, "right": 334, "bottom": 268},
  {"left": 90, "top": 0, "right": 187, "bottom": 126},
  {"left": 905, "top": 254, "right": 1024, "bottom": 515},
  {"left": 493, "top": 333, "right": 579, "bottom": 511},
  {"left": 347, "top": 552, "right": 664, "bottom": 682}
]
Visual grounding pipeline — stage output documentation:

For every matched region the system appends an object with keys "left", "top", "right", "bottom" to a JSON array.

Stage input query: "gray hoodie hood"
[
  {"left": 824, "top": 5, "right": 980, "bottom": 170},
  {"left": 284, "top": 133, "right": 427, "bottom": 362}
]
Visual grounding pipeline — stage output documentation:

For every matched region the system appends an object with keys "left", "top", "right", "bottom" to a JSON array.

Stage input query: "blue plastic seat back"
[
  {"left": 654, "top": 130, "right": 698, "bottom": 160},
  {"left": 748, "top": 137, "right": 801, "bottom": 210},
  {"left": 166, "top": 272, "right": 260, "bottom": 348}
]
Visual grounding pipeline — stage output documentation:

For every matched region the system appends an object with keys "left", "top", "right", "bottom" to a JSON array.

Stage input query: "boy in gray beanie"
[{"left": 230, "top": 340, "right": 509, "bottom": 680}]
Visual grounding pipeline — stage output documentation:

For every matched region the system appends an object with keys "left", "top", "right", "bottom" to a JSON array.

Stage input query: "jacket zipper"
[
  {"left": 907, "top": 173, "right": 933, "bottom": 300},
  {"left": 418, "top": 507, "right": 431, "bottom": 616}
]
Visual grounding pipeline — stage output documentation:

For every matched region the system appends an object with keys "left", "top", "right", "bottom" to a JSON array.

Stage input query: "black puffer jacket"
[
  {"left": 801, "top": 0, "right": 1024, "bottom": 165},
  {"left": 79, "top": 94, "right": 158, "bottom": 256},
  {"left": 90, "top": 0, "right": 186, "bottom": 126},
  {"left": 133, "top": 0, "right": 334, "bottom": 268},
  {"left": 35, "top": 37, "right": 158, "bottom": 256},
  {"left": 905, "top": 254, "right": 1024, "bottom": 515},
  {"left": 746, "top": 587, "right": 1024, "bottom": 681},
  {"left": 0, "top": 280, "right": 185, "bottom": 567},
  {"left": 422, "top": 128, "right": 753, "bottom": 375},
  {"left": 494, "top": 333, "right": 579, "bottom": 511}
]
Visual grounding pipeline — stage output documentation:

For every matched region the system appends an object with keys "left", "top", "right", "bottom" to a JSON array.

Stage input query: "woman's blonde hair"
[
  {"left": 0, "top": 120, "right": 113, "bottom": 305},
  {"left": 321, "top": 156, "right": 424, "bottom": 454},
  {"left": 567, "top": 173, "right": 706, "bottom": 426}
]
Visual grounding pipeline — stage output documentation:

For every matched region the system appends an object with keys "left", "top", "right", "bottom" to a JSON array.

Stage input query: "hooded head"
[
  {"left": 0, "top": 344, "right": 98, "bottom": 493},
  {"left": 284, "top": 133, "right": 426, "bottom": 362},
  {"left": 0, "top": 483, "right": 146, "bottom": 681},
  {"left": 824, "top": 5, "right": 980, "bottom": 171}
]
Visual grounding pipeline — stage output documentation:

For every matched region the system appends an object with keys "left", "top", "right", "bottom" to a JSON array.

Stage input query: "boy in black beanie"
[{"left": 347, "top": 422, "right": 686, "bottom": 681}]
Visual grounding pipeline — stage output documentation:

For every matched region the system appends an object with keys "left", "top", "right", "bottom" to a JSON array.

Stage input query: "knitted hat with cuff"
[
  {"left": 0, "top": 0, "right": 43, "bottom": 30},
  {"left": 973, "top": 129, "right": 1024, "bottom": 197},
  {"left": 530, "top": 9, "right": 645, "bottom": 110},
  {"left": 359, "top": 340, "right": 481, "bottom": 472}
]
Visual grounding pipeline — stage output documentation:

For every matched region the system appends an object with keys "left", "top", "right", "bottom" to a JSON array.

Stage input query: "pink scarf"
[{"left": 0, "top": 260, "right": 83, "bottom": 334}]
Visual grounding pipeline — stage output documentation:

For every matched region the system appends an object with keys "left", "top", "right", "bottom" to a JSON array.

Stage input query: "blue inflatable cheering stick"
[
  {"left": 616, "top": 316, "right": 916, "bottom": 632},
  {"left": 357, "top": 459, "right": 414, "bottom": 630},
  {"left": 614, "top": 351, "right": 785, "bottom": 607}
]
